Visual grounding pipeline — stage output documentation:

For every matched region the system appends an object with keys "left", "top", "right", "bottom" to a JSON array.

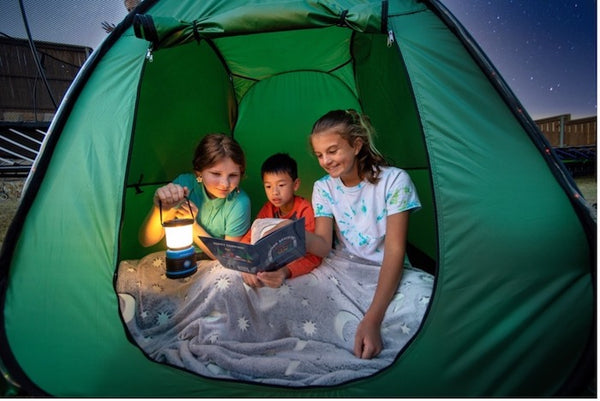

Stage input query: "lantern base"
[{"left": 166, "top": 246, "right": 197, "bottom": 279}]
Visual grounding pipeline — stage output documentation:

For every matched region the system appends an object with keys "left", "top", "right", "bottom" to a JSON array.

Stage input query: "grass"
[{"left": 574, "top": 174, "right": 597, "bottom": 206}]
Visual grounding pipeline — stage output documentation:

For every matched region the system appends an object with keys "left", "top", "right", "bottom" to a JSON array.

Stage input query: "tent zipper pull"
[
  {"left": 145, "top": 45, "right": 154, "bottom": 62},
  {"left": 387, "top": 30, "right": 395, "bottom": 47}
]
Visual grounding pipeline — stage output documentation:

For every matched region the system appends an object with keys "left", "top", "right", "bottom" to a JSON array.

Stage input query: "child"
[
  {"left": 241, "top": 153, "right": 322, "bottom": 288},
  {"left": 305, "top": 109, "right": 421, "bottom": 360},
  {"left": 139, "top": 133, "right": 251, "bottom": 259}
]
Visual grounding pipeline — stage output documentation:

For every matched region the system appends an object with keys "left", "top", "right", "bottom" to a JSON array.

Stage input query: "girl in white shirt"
[{"left": 306, "top": 109, "right": 421, "bottom": 360}]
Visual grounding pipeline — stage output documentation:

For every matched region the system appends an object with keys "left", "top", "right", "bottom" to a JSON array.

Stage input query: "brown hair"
[
  {"left": 192, "top": 133, "right": 246, "bottom": 176},
  {"left": 310, "top": 109, "right": 388, "bottom": 184}
]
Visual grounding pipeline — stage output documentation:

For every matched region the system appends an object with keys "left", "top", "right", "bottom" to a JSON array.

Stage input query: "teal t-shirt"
[{"left": 173, "top": 173, "right": 251, "bottom": 238}]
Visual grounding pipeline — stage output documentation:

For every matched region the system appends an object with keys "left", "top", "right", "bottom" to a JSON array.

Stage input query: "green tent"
[{"left": 0, "top": 0, "right": 595, "bottom": 397}]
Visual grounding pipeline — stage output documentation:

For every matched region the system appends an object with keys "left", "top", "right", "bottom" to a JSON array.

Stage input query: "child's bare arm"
[
  {"left": 354, "top": 211, "right": 409, "bottom": 359},
  {"left": 305, "top": 217, "right": 334, "bottom": 258}
]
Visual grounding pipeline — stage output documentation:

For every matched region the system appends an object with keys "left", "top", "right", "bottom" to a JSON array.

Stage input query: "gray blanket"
[{"left": 116, "top": 249, "right": 433, "bottom": 386}]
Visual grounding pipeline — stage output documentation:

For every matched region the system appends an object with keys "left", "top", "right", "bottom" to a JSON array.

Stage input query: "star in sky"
[{"left": 442, "top": 0, "right": 596, "bottom": 119}]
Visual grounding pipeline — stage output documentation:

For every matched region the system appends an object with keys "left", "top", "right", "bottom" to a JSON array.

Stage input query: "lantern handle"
[{"left": 159, "top": 197, "right": 195, "bottom": 226}]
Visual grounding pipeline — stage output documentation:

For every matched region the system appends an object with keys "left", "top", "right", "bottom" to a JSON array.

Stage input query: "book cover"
[{"left": 199, "top": 218, "right": 306, "bottom": 274}]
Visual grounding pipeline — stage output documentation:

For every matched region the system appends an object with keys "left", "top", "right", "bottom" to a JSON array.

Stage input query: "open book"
[{"left": 199, "top": 218, "right": 306, "bottom": 274}]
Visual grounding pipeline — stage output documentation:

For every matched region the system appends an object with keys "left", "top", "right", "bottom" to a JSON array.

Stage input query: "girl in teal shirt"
[{"left": 139, "top": 133, "right": 251, "bottom": 259}]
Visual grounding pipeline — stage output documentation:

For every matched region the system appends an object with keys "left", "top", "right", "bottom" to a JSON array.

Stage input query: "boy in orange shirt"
[{"left": 241, "top": 153, "right": 322, "bottom": 288}]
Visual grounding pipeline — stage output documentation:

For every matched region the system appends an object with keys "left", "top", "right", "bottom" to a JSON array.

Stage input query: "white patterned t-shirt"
[{"left": 312, "top": 166, "right": 421, "bottom": 264}]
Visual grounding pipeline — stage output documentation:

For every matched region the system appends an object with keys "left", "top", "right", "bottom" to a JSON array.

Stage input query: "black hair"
[{"left": 261, "top": 153, "right": 298, "bottom": 181}]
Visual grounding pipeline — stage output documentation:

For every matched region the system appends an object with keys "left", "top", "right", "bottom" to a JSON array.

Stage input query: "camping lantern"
[{"left": 160, "top": 199, "right": 197, "bottom": 279}]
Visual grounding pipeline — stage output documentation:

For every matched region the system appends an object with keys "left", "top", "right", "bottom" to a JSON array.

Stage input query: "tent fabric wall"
[
  {"left": 1, "top": 36, "right": 149, "bottom": 395},
  {"left": 385, "top": 8, "right": 594, "bottom": 395},
  {"left": 0, "top": 0, "right": 594, "bottom": 397}
]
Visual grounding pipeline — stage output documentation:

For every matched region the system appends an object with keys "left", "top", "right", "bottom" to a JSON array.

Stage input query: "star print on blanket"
[{"left": 116, "top": 249, "right": 433, "bottom": 386}]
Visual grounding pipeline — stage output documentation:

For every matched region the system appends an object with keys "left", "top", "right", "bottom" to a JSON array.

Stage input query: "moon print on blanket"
[
  {"left": 118, "top": 293, "right": 136, "bottom": 324},
  {"left": 334, "top": 310, "right": 361, "bottom": 343}
]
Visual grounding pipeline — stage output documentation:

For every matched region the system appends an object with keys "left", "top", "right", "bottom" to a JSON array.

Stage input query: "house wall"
[{"left": 0, "top": 37, "right": 91, "bottom": 122}]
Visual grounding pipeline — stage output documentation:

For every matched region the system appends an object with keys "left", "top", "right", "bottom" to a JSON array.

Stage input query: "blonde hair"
[{"left": 310, "top": 109, "right": 388, "bottom": 184}]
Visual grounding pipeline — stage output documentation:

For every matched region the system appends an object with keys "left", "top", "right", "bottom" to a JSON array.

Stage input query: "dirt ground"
[
  {"left": 0, "top": 179, "right": 24, "bottom": 248},
  {"left": 0, "top": 175, "right": 597, "bottom": 249}
]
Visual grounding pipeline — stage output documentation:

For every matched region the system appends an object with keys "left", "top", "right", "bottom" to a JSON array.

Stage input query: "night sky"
[
  {"left": 442, "top": 1, "right": 596, "bottom": 119},
  {"left": 0, "top": 0, "right": 596, "bottom": 120}
]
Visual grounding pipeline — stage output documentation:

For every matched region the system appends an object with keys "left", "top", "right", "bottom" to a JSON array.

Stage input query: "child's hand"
[
  {"left": 256, "top": 267, "right": 290, "bottom": 288},
  {"left": 154, "top": 183, "right": 189, "bottom": 209},
  {"left": 241, "top": 272, "right": 263, "bottom": 288},
  {"left": 353, "top": 317, "right": 383, "bottom": 359},
  {"left": 174, "top": 200, "right": 197, "bottom": 220}
]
